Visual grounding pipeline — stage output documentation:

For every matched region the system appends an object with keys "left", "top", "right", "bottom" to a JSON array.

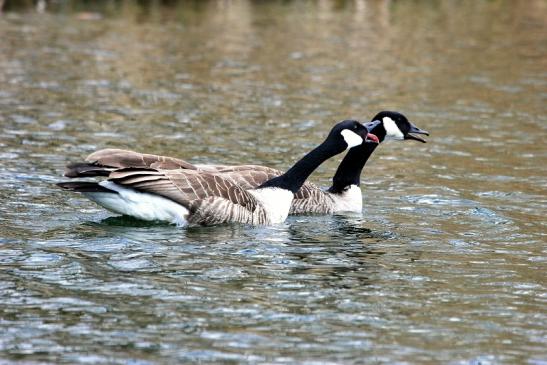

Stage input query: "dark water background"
[{"left": 0, "top": 1, "right": 546, "bottom": 364}]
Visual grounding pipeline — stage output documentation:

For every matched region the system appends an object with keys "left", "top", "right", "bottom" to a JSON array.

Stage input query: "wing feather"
[
  {"left": 105, "top": 168, "right": 262, "bottom": 224},
  {"left": 86, "top": 149, "right": 197, "bottom": 170}
]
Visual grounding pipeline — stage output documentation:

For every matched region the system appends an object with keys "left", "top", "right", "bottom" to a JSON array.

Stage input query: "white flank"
[
  {"left": 341, "top": 129, "right": 364, "bottom": 149},
  {"left": 382, "top": 116, "right": 404, "bottom": 140},
  {"left": 249, "top": 187, "right": 294, "bottom": 224},
  {"left": 332, "top": 184, "right": 363, "bottom": 213},
  {"left": 82, "top": 181, "right": 189, "bottom": 226}
]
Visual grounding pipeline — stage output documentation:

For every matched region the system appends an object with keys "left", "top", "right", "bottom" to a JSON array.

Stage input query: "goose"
[
  {"left": 62, "top": 111, "right": 428, "bottom": 215},
  {"left": 57, "top": 120, "right": 379, "bottom": 226}
]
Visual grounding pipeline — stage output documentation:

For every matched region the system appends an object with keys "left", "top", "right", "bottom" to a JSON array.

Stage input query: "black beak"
[
  {"left": 364, "top": 120, "right": 381, "bottom": 131},
  {"left": 405, "top": 122, "right": 429, "bottom": 143}
]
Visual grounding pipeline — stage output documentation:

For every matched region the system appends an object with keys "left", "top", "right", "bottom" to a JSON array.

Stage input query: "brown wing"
[
  {"left": 86, "top": 149, "right": 197, "bottom": 170},
  {"left": 64, "top": 149, "right": 197, "bottom": 178},
  {"left": 107, "top": 168, "right": 267, "bottom": 225},
  {"left": 290, "top": 183, "right": 336, "bottom": 214},
  {"left": 213, "top": 165, "right": 281, "bottom": 190},
  {"left": 78, "top": 150, "right": 325, "bottom": 201}
]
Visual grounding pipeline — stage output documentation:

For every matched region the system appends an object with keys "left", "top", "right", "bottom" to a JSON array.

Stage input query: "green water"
[{"left": 0, "top": 1, "right": 546, "bottom": 364}]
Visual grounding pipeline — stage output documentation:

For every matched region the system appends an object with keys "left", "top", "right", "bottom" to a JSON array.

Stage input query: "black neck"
[
  {"left": 259, "top": 142, "right": 342, "bottom": 194},
  {"left": 327, "top": 143, "right": 378, "bottom": 194}
]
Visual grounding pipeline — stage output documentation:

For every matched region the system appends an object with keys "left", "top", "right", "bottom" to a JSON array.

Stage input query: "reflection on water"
[{"left": 0, "top": 0, "right": 546, "bottom": 364}]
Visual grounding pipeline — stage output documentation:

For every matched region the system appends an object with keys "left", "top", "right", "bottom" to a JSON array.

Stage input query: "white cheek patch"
[
  {"left": 340, "top": 129, "right": 364, "bottom": 149},
  {"left": 383, "top": 117, "right": 404, "bottom": 140}
]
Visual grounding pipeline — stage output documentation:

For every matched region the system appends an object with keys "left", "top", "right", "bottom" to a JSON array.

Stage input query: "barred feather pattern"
[
  {"left": 86, "top": 148, "right": 197, "bottom": 170},
  {"left": 64, "top": 149, "right": 198, "bottom": 178},
  {"left": 289, "top": 185, "right": 338, "bottom": 214},
  {"left": 107, "top": 168, "right": 276, "bottom": 225},
  {"left": 196, "top": 165, "right": 340, "bottom": 214}
]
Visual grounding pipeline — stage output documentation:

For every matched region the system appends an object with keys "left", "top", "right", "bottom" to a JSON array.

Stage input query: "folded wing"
[{"left": 106, "top": 168, "right": 269, "bottom": 225}]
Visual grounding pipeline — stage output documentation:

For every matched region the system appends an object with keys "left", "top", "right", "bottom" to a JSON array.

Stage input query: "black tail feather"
[
  {"left": 56, "top": 181, "right": 115, "bottom": 193},
  {"left": 64, "top": 163, "right": 113, "bottom": 178}
]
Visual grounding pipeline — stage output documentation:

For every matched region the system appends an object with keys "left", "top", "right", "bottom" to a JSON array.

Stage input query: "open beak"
[
  {"left": 363, "top": 120, "right": 381, "bottom": 144},
  {"left": 365, "top": 133, "right": 379, "bottom": 144},
  {"left": 405, "top": 122, "right": 429, "bottom": 143}
]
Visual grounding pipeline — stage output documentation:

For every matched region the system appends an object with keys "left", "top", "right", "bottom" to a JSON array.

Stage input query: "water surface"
[{"left": 0, "top": 1, "right": 546, "bottom": 364}]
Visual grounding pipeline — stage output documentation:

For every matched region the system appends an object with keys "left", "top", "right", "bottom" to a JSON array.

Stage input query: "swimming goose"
[{"left": 58, "top": 120, "right": 378, "bottom": 226}]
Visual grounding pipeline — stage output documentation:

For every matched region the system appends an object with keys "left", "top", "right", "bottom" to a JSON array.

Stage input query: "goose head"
[
  {"left": 365, "top": 111, "right": 429, "bottom": 143},
  {"left": 325, "top": 119, "right": 380, "bottom": 154}
]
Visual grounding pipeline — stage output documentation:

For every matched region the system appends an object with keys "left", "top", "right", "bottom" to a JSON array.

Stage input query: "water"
[{"left": 0, "top": 1, "right": 546, "bottom": 364}]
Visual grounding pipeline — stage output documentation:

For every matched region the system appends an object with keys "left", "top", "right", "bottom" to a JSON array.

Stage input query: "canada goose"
[{"left": 58, "top": 120, "right": 379, "bottom": 226}]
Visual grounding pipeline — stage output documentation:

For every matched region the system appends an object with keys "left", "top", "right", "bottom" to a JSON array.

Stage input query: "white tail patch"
[
  {"left": 383, "top": 116, "right": 404, "bottom": 140},
  {"left": 341, "top": 129, "right": 364, "bottom": 149},
  {"left": 83, "top": 181, "right": 189, "bottom": 226}
]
